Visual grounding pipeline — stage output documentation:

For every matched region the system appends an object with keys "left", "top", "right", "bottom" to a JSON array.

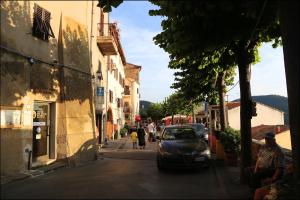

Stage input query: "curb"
[{"left": 1, "top": 162, "right": 68, "bottom": 185}]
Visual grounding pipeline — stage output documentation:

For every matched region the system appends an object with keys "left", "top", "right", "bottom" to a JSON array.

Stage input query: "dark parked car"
[
  {"left": 187, "top": 123, "right": 208, "bottom": 143},
  {"left": 156, "top": 125, "right": 210, "bottom": 170}
]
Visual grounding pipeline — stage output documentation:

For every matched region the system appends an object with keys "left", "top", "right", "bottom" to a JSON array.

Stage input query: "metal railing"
[{"left": 97, "top": 23, "right": 119, "bottom": 43}]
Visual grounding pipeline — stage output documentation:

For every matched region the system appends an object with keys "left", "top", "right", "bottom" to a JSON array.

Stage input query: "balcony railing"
[{"left": 97, "top": 23, "right": 118, "bottom": 55}]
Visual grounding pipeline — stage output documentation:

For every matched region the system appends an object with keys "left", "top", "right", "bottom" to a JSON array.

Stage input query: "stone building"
[
  {"left": 123, "top": 63, "right": 141, "bottom": 126},
  {"left": 0, "top": 1, "right": 112, "bottom": 176}
]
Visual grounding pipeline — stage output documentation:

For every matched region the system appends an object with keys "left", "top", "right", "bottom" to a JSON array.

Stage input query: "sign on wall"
[
  {"left": 0, "top": 109, "right": 21, "bottom": 126},
  {"left": 96, "top": 87, "right": 104, "bottom": 96}
]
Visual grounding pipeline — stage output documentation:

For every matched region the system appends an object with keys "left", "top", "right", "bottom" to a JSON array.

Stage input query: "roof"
[
  {"left": 227, "top": 102, "right": 240, "bottom": 109},
  {"left": 251, "top": 124, "right": 289, "bottom": 140},
  {"left": 210, "top": 101, "right": 284, "bottom": 113},
  {"left": 162, "top": 115, "right": 189, "bottom": 120},
  {"left": 210, "top": 102, "right": 241, "bottom": 110}
]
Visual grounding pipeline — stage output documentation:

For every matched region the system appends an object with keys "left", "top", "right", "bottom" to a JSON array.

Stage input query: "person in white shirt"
[{"left": 147, "top": 121, "right": 155, "bottom": 142}]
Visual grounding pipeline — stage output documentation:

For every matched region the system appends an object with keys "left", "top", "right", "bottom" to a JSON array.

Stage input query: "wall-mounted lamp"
[{"left": 27, "top": 57, "right": 35, "bottom": 65}]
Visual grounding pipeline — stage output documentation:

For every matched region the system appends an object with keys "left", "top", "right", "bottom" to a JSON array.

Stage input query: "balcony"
[
  {"left": 97, "top": 23, "right": 118, "bottom": 55},
  {"left": 123, "top": 106, "right": 131, "bottom": 113}
]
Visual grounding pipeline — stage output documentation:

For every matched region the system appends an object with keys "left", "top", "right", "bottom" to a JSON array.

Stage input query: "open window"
[{"left": 32, "top": 4, "right": 55, "bottom": 41}]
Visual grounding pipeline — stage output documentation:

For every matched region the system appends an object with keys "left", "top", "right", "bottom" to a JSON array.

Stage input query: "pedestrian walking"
[
  {"left": 130, "top": 130, "right": 138, "bottom": 149},
  {"left": 137, "top": 127, "right": 146, "bottom": 149},
  {"left": 147, "top": 120, "right": 155, "bottom": 142}
]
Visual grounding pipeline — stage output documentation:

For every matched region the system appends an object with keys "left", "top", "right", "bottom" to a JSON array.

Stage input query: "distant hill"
[
  {"left": 140, "top": 100, "right": 152, "bottom": 111},
  {"left": 234, "top": 95, "right": 289, "bottom": 125}
]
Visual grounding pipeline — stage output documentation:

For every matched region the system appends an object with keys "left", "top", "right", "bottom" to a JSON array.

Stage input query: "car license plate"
[{"left": 195, "top": 157, "right": 205, "bottom": 161}]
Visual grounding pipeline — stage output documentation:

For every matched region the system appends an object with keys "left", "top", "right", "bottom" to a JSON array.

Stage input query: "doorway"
[
  {"left": 32, "top": 101, "right": 52, "bottom": 164},
  {"left": 96, "top": 113, "right": 102, "bottom": 144},
  {"left": 106, "top": 108, "right": 113, "bottom": 140}
]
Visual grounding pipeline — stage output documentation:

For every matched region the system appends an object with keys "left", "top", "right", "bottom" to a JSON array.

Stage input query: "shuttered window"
[
  {"left": 32, "top": 4, "right": 55, "bottom": 41},
  {"left": 109, "top": 90, "right": 113, "bottom": 103}
]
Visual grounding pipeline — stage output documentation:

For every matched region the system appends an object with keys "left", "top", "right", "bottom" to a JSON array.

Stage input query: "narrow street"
[{"left": 1, "top": 136, "right": 250, "bottom": 199}]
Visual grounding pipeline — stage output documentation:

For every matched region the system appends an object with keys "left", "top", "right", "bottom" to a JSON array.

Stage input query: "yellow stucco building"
[{"left": 0, "top": 1, "right": 120, "bottom": 176}]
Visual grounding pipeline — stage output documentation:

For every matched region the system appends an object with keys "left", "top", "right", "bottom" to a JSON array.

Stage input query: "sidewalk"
[
  {"left": 212, "top": 160, "right": 251, "bottom": 199},
  {"left": 2, "top": 137, "right": 130, "bottom": 186},
  {"left": 1, "top": 160, "right": 67, "bottom": 185},
  {"left": 99, "top": 136, "right": 129, "bottom": 151}
]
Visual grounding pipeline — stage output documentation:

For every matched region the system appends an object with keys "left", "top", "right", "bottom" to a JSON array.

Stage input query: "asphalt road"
[{"left": 1, "top": 139, "right": 246, "bottom": 199}]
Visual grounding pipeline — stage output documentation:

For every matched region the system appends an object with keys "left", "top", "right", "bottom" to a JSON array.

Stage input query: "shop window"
[{"left": 32, "top": 4, "right": 55, "bottom": 41}]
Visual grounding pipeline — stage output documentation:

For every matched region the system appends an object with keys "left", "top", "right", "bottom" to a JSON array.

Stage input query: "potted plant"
[
  {"left": 120, "top": 128, "right": 128, "bottom": 138},
  {"left": 219, "top": 127, "right": 241, "bottom": 166}
]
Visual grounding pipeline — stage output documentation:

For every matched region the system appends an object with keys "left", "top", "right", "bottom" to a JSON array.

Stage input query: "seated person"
[
  {"left": 254, "top": 164, "right": 295, "bottom": 200},
  {"left": 247, "top": 132, "right": 285, "bottom": 190}
]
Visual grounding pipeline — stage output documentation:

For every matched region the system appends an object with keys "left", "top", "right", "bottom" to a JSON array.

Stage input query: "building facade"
[
  {"left": 123, "top": 63, "right": 141, "bottom": 126},
  {"left": 97, "top": 22, "right": 126, "bottom": 140},
  {"left": 208, "top": 102, "right": 285, "bottom": 131},
  {"left": 0, "top": 1, "right": 114, "bottom": 176}
]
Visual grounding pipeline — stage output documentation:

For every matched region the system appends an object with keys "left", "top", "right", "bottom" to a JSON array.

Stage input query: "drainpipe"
[{"left": 25, "top": 148, "right": 32, "bottom": 170}]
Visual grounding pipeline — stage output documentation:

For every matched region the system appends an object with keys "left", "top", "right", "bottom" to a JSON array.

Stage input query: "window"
[
  {"left": 124, "top": 86, "right": 130, "bottom": 95},
  {"left": 32, "top": 4, "right": 55, "bottom": 41},
  {"left": 119, "top": 73, "right": 122, "bottom": 85},
  {"left": 109, "top": 59, "right": 113, "bottom": 73},
  {"left": 114, "top": 68, "right": 118, "bottom": 80},
  {"left": 124, "top": 102, "right": 129, "bottom": 107},
  {"left": 117, "top": 98, "right": 121, "bottom": 108},
  {"left": 97, "top": 61, "right": 103, "bottom": 80},
  {"left": 125, "top": 114, "right": 130, "bottom": 120},
  {"left": 99, "top": 9, "right": 104, "bottom": 36},
  {"left": 109, "top": 90, "right": 113, "bottom": 103}
]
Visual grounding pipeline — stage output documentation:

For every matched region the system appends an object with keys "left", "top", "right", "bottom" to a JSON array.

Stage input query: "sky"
[{"left": 110, "top": 1, "right": 287, "bottom": 103}]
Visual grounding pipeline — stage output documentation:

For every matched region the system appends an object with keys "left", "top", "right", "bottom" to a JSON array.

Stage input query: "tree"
[
  {"left": 161, "top": 92, "right": 194, "bottom": 124},
  {"left": 146, "top": 103, "right": 164, "bottom": 122},
  {"left": 149, "top": 0, "right": 280, "bottom": 182},
  {"left": 98, "top": 0, "right": 300, "bottom": 185},
  {"left": 170, "top": 50, "right": 237, "bottom": 131}
]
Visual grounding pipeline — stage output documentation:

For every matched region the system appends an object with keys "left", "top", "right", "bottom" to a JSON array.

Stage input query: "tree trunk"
[
  {"left": 237, "top": 44, "right": 253, "bottom": 183},
  {"left": 217, "top": 71, "right": 226, "bottom": 131},
  {"left": 279, "top": 0, "right": 300, "bottom": 188}
]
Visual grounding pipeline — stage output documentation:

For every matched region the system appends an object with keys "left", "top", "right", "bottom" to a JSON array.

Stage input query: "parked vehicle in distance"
[{"left": 156, "top": 125, "right": 210, "bottom": 170}]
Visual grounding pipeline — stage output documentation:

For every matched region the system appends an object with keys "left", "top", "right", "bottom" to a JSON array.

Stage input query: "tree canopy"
[{"left": 148, "top": 0, "right": 282, "bottom": 181}]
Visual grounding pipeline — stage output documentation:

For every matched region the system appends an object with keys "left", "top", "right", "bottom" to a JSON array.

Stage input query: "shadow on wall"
[
  {"left": 1, "top": 1, "right": 94, "bottom": 105},
  {"left": 67, "top": 138, "right": 98, "bottom": 167},
  {"left": 1, "top": 1, "right": 59, "bottom": 105},
  {"left": 1, "top": 1, "right": 96, "bottom": 166},
  {"left": 62, "top": 23, "right": 92, "bottom": 103}
]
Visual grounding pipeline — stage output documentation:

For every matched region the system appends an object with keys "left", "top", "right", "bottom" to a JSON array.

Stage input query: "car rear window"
[{"left": 162, "top": 128, "right": 197, "bottom": 140}]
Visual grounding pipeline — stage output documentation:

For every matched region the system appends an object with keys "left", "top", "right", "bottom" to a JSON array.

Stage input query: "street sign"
[{"left": 96, "top": 87, "right": 104, "bottom": 96}]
